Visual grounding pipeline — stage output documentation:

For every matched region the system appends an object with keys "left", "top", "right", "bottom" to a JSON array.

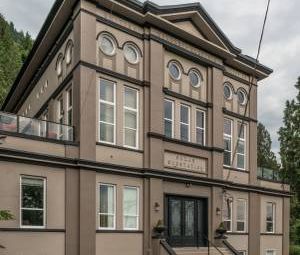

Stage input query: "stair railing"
[
  {"left": 203, "top": 235, "right": 225, "bottom": 255},
  {"left": 223, "top": 240, "right": 242, "bottom": 255},
  {"left": 160, "top": 239, "right": 177, "bottom": 255}
]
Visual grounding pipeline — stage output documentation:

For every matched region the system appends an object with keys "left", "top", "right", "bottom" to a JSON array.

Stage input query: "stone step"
[{"left": 174, "top": 247, "right": 232, "bottom": 255}]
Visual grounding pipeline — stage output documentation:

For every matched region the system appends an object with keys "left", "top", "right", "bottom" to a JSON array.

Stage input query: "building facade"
[{"left": 0, "top": 1, "right": 290, "bottom": 255}]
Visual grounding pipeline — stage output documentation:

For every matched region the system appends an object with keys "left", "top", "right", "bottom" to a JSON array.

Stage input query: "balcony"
[
  {"left": 257, "top": 167, "right": 283, "bottom": 183},
  {"left": 0, "top": 111, "right": 74, "bottom": 142}
]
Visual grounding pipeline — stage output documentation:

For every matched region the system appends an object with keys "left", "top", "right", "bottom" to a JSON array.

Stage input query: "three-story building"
[{"left": 0, "top": 1, "right": 290, "bottom": 255}]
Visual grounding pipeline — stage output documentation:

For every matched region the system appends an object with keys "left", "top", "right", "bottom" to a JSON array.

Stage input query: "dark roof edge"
[{"left": 1, "top": 0, "right": 64, "bottom": 110}]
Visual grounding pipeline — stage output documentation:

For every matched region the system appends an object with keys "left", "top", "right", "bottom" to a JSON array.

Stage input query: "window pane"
[
  {"left": 22, "top": 209, "right": 44, "bottom": 226},
  {"left": 124, "top": 216, "right": 138, "bottom": 229},
  {"left": 224, "top": 221, "right": 231, "bottom": 231},
  {"left": 164, "top": 100, "right": 173, "bottom": 120},
  {"left": 124, "top": 188, "right": 138, "bottom": 215},
  {"left": 125, "top": 88, "right": 137, "bottom": 109},
  {"left": 185, "top": 201, "right": 195, "bottom": 237},
  {"left": 237, "top": 222, "right": 245, "bottom": 232},
  {"left": 180, "top": 105, "right": 189, "bottom": 124},
  {"left": 224, "top": 151, "right": 231, "bottom": 166},
  {"left": 224, "top": 119, "right": 232, "bottom": 135},
  {"left": 100, "top": 215, "right": 114, "bottom": 228},
  {"left": 100, "top": 123, "right": 114, "bottom": 143},
  {"left": 266, "top": 222, "right": 273, "bottom": 232},
  {"left": 124, "top": 110, "right": 137, "bottom": 129},
  {"left": 170, "top": 200, "right": 182, "bottom": 236},
  {"left": 22, "top": 178, "right": 44, "bottom": 209},
  {"left": 224, "top": 138, "right": 231, "bottom": 151},
  {"left": 237, "top": 155, "right": 245, "bottom": 169},
  {"left": 180, "top": 124, "right": 189, "bottom": 141},
  {"left": 100, "top": 80, "right": 114, "bottom": 102},
  {"left": 100, "top": 103, "right": 114, "bottom": 124},
  {"left": 165, "top": 120, "right": 173, "bottom": 138},
  {"left": 237, "top": 200, "right": 246, "bottom": 220},
  {"left": 237, "top": 140, "right": 245, "bottom": 154},
  {"left": 196, "top": 129, "right": 204, "bottom": 145},
  {"left": 124, "top": 129, "right": 137, "bottom": 147},
  {"left": 238, "top": 123, "right": 245, "bottom": 138},
  {"left": 196, "top": 111, "right": 204, "bottom": 128},
  {"left": 100, "top": 185, "right": 115, "bottom": 214},
  {"left": 266, "top": 203, "right": 274, "bottom": 221}
]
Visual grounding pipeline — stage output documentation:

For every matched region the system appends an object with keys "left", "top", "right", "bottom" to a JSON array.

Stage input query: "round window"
[
  {"left": 99, "top": 34, "right": 116, "bottom": 56},
  {"left": 65, "top": 43, "right": 73, "bottom": 65},
  {"left": 124, "top": 44, "right": 139, "bottom": 64},
  {"left": 169, "top": 62, "right": 181, "bottom": 80},
  {"left": 189, "top": 70, "right": 202, "bottom": 88},
  {"left": 237, "top": 90, "right": 247, "bottom": 105},
  {"left": 56, "top": 56, "right": 63, "bottom": 76},
  {"left": 224, "top": 83, "right": 233, "bottom": 100}
]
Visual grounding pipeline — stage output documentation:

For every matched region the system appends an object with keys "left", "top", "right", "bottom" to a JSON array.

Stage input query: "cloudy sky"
[{"left": 1, "top": 0, "right": 299, "bottom": 154}]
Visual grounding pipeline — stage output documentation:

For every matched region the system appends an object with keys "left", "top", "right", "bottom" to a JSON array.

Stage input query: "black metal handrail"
[
  {"left": 203, "top": 235, "right": 225, "bottom": 255},
  {"left": 223, "top": 240, "right": 242, "bottom": 255},
  {"left": 160, "top": 239, "right": 177, "bottom": 255}
]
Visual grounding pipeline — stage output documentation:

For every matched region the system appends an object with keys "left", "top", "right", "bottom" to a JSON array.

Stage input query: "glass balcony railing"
[
  {"left": 257, "top": 167, "right": 283, "bottom": 182},
  {"left": 0, "top": 111, "right": 74, "bottom": 142}
]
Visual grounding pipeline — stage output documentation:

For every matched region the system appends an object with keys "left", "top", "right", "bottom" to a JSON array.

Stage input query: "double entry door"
[{"left": 166, "top": 196, "right": 208, "bottom": 247}]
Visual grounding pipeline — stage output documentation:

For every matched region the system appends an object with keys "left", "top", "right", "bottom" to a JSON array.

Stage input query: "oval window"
[
  {"left": 237, "top": 90, "right": 247, "bottom": 105},
  {"left": 189, "top": 70, "right": 202, "bottom": 88},
  {"left": 169, "top": 62, "right": 181, "bottom": 81},
  {"left": 224, "top": 83, "right": 233, "bottom": 100},
  {"left": 65, "top": 42, "right": 73, "bottom": 65},
  {"left": 56, "top": 55, "right": 63, "bottom": 77},
  {"left": 124, "top": 44, "right": 139, "bottom": 64},
  {"left": 99, "top": 34, "right": 116, "bottom": 56}
]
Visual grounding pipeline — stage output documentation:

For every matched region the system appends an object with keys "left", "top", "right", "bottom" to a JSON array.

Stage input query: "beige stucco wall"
[
  {"left": 223, "top": 169, "right": 249, "bottom": 184},
  {"left": 0, "top": 162, "right": 65, "bottom": 229},
  {"left": 96, "top": 233, "right": 143, "bottom": 255},
  {"left": 95, "top": 173, "right": 143, "bottom": 230},
  {"left": 260, "top": 235, "right": 283, "bottom": 255},
  {"left": 0, "top": 232, "right": 65, "bottom": 255},
  {"left": 227, "top": 235, "right": 248, "bottom": 254}
]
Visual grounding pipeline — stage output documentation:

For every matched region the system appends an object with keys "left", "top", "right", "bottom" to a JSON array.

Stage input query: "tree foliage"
[
  {"left": 0, "top": 13, "right": 33, "bottom": 105},
  {"left": 257, "top": 122, "right": 279, "bottom": 170},
  {"left": 0, "top": 210, "right": 13, "bottom": 221}
]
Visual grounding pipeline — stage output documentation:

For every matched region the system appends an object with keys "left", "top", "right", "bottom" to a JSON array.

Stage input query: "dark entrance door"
[{"left": 166, "top": 196, "right": 208, "bottom": 247}]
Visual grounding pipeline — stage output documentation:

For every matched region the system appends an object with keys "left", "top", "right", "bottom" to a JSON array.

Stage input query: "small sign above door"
[{"left": 164, "top": 152, "right": 207, "bottom": 174}]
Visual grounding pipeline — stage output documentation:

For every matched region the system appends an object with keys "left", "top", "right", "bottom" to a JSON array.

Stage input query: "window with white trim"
[
  {"left": 239, "top": 251, "right": 247, "bottom": 255},
  {"left": 164, "top": 99, "right": 174, "bottom": 138},
  {"left": 266, "top": 250, "right": 275, "bottom": 255},
  {"left": 180, "top": 104, "right": 190, "bottom": 142},
  {"left": 123, "top": 186, "right": 139, "bottom": 230},
  {"left": 196, "top": 110, "right": 205, "bottom": 145},
  {"left": 57, "top": 96, "right": 64, "bottom": 139},
  {"left": 266, "top": 202, "right": 275, "bottom": 233},
  {"left": 124, "top": 87, "right": 138, "bottom": 148},
  {"left": 20, "top": 176, "right": 46, "bottom": 228},
  {"left": 224, "top": 119, "right": 232, "bottom": 167},
  {"left": 67, "top": 87, "right": 73, "bottom": 140},
  {"left": 99, "top": 184, "right": 116, "bottom": 229},
  {"left": 236, "top": 199, "right": 247, "bottom": 232},
  {"left": 237, "top": 123, "right": 246, "bottom": 170},
  {"left": 223, "top": 198, "right": 233, "bottom": 232},
  {"left": 99, "top": 79, "right": 116, "bottom": 144}
]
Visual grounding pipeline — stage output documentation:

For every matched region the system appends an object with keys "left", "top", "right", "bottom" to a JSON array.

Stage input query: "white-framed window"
[
  {"left": 223, "top": 198, "right": 233, "bottom": 232},
  {"left": 169, "top": 61, "right": 182, "bottom": 81},
  {"left": 237, "top": 89, "right": 247, "bottom": 106},
  {"left": 20, "top": 176, "right": 46, "bottom": 228},
  {"left": 189, "top": 69, "right": 203, "bottom": 88},
  {"left": 266, "top": 202, "right": 275, "bottom": 233},
  {"left": 236, "top": 199, "right": 247, "bottom": 232},
  {"left": 224, "top": 82, "right": 233, "bottom": 100},
  {"left": 266, "top": 250, "right": 276, "bottom": 255},
  {"left": 99, "top": 33, "right": 116, "bottom": 56},
  {"left": 56, "top": 54, "right": 63, "bottom": 77},
  {"left": 237, "top": 123, "right": 246, "bottom": 170},
  {"left": 123, "top": 186, "right": 139, "bottom": 230},
  {"left": 99, "top": 79, "right": 116, "bottom": 144},
  {"left": 164, "top": 99, "right": 174, "bottom": 138},
  {"left": 239, "top": 251, "right": 247, "bottom": 255},
  {"left": 99, "top": 184, "right": 116, "bottom": 230},
  {"left": 65, "top": 41, "right": 73, "bottom": 65},
  {"left": 66, "top": 87, "right": 73, "bottom": 140},
  {"left": 196, "top": 110, "right": 205, "bottom": 145},
  {"left": 224, "top": 119, "right": 233, "bottom": 167},
  {"left": 57, "top": 96, "right": 64, "bottom": 139},
  {"left": 123, "top": 87, "right": 138, "bottom": 149},
  {"left": 124, "top": 43, "right": 140, "bottom": 64},
  {"left": 180, "top": 104, "right": 190, "bottom": 142}
]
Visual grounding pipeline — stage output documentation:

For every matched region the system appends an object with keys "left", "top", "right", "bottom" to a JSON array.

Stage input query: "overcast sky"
[{"left": 0, "top": 0, "right": 299, "bottom": 154}]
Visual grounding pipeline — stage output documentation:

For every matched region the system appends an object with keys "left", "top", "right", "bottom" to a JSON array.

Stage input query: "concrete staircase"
[{"left": 174, "top": 247, "right": 233, "bottom": 255}]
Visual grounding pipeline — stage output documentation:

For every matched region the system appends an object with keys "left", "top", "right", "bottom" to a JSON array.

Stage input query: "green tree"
[
  {"left": 257, "top": 122, "right": 279, "bottom": 170},
  {"left": 0, "top": 210, "right": 13, "bottom": 249},
  {"left": 279, "top": 77, "right": 300, "bottom": 247},
  {"left": 0, "top": 13, "right": 33, "bottom": 105}
]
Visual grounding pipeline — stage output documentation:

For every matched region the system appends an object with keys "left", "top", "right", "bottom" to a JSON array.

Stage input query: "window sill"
[
  {"left": 0, "top": 228, "right": 65, "bottom": 232},
  {"left": 223, "top": 166, "right": 249, "bottom": 173},
  {"left": 96, "top": 229, "right": 143, "bottom": 234},
  {"left": 96, "top": 142, "right": 143, "bottom": 153}
]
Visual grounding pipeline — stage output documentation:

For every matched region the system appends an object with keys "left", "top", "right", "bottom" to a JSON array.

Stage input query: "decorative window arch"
[
  {"left": 65, "top": 40, "right": 74, "bottom": 65},
  {"left": 56, "top": 53, "right": 64, "bottom": 77},
  {"left": 167, "top": 60, "right": 183, "bottom": 81},
  {"left": 98, "top": 32, "right": 118, "bottom": 56},
  {"left": 223, "top": 82, "right": 234, "bottom": 100},
  {"left": 188, "top": 68, "right": 203, "bottom": 88},
  {"left": 237, "top": 88, "right": 248, "bottom": 106}
]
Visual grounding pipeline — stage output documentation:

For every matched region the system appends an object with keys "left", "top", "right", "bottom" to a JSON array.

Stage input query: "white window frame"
[
  {"left": 99, "top": 183, "right": 116, "bottom": 230},
  {"left": 66, "top": 87, "right": 73, "bottom": 140},
  {"left": 224, "top": 118, "right": 233, "bottom": 167},
  {"left": 239, "top": 251, "right": 247, "bottom": 255},
  {"left": 266, "top": 250, "right": 276, "bottom": 255},
  {"left": 236, "top": 199, "right": 247, "bottom": 233},
  {"left": 223, "top": 198, "right": 233, "bottom": 232},
  {"left": 180, "top": 104, "right": 190, "bottom": 142},
  {"left": 99, "top": 79, "right": 116, "bottom": 145},
  {"left": 196, "top": 109, "right": 206, "bottom": 146},
  {"left": 164, "top": 99, "right": 174, "bottom": 138},
  {"left": 57, "top": 96, "right": 64, "bottom": 140},
  {"left": 123, "top": 86, "right": 139, "bottom": 149},
  {"left": 20, "top": 176, "right": 46, "bottom": 229},
  {"left": 123, "top": 186, "right": 139, "bottom": 230},
  {"left": 266, "top": 202, "right": 275, "bottom": 233},
  {"left": 237, "top": 123, "right": 246, "bottom": 170}
]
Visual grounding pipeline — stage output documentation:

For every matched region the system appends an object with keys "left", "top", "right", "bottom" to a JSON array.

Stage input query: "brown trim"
[
  {"left": 0, "top": 228, "right": 65, "bottom": 233},
  {"left": 96, "top": 142, "right": 144, "bottom": 153},
  {"left": 260, "top": 233, "right": 283, "bottom": 236},
  {"left": 148, "top": 132, "right": 223, "bottom": 153},
  {"left": 163, "top": 88, "right": 212, "bottom": 108},
  {"left": 226, "top": 232, "right": 249, "bottom": 235},
  {"left": 223, "top": 108, "right": 257, "bottom": 123},
  {"left": 223, "top": 166, "right": 250, "bottom": 174},
  {"left": 96, "top": 230, "right": 143, "bottom": 234},
  {"left": 0, "top": 147, "right": 292, "bottom": 197},
  {"left": 81, "top": 61, "right": 150, "bottom": 87}
]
